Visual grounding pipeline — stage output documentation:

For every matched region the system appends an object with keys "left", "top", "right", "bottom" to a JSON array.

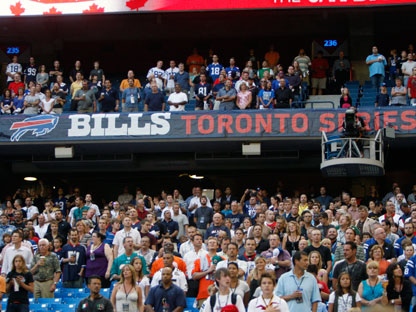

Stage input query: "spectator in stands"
[
  {"left": 110, "top": 264, "right": 143, "bottom": 312},
  {"left": 113, "top": 216, "right": 141, "bottom": 258},
  {"left": 145, "top": 267, "right": 186, "bottom": 312},
  {"left": 383, "top": 263, "right": 412, "bottom": 312},
  {"left": 119, "top": 70, "right": 142, "bottom": 94},
  {"left": 77, "top": 275, "right": 114, "bottom": 312},
  {"left": 174, "top": 63, "right": 190, "bottom": 95},
  {"left": 275, "top": 251, "right": 320, "bottom": 312},
  {"left": 23, "top": 56, "right": 37, "bottom": 87},
  {"left": 150, "top": 252, "right": 187, "bottom": 293},
  {"left": 186, "top": 48, "right": 204, "bottom": 73},
  {"left": 304, "top": 229, "right": 332, "bottom": 274},
  {"left": 164, "top": 60, "right": 179, "bottom": 94},
  {"left": 144, "top": 83, "right": 165, "bottom": 112},
  {"left": 206, "top": 54, "right": 224, "bottom": 83},
  {"left": 30, "top": 238, "right": 61, "bottom": 299},
  {"left": 0, "top": 89, "right": 14, "bottom": 115},
  {"left": 236, "top": 82, "right": 252, "bottom": 110},
  {"left": 36, "top": 65, "right": 49, "bottom": 93},
  {"left": 167, "top": 83, "right": 187, "bottom": 112},
  {"left": 1, "top": 230, "right": 33, "bottom": 276},
  {"left": 366, "top": 46, "right": 387, "bottom": 91},
  {"left": 8, "top": 74, "right": 25, "bottom": 98},
  {"left": 391, "top": 77, "right": 408, "bottom": 106},
  {"left": 374, "top": 83, "right": 390, "bottom": 107},
  {"left": 0, "top": 215, "right": 16, "bottom": 247},
  {"left": 74, "top": 79, "right": 96, "bottom": 113},
  {"left": 340, "top": 87, "right": 353, "bottom": 108},
  {"left": 257, "top": 80, "right": 274, "bottom": 109},
  {"left": 5, "top": 255, "right": 34, "bottom": 312},
  {"left": 194, "top": 73, "right": 212, "bottom": 110},
  {"left": 275, "top": 78, "right": 293, "bottom": 108},
  {"left": 333, "top": 51, "right": 351, "bottom": 92},
  {"left": 111, "top": 237, "right": 148, "bottom": 281},
  {"left": 311, "top": 51, "right": 329, "bottom": 96},
  {"left": 85, "top": 232, "right": 113, "bottom": 288},
  {"left": 333, "top": 242, "right": 367, "bottom": 291},
  {"left": 98, "top": 80, "right": 119, "bottom": 112},
  {"left": 23, "top": 86, "right": 40, "bottom": 115},
  {"left": 61, "top": 228, "right": 87, "bottom": 288},
  {"left": 5, "top": 55, "right": 22, "bottom": 87},
  {"left": 147, "top": 60, "right": 165, "bottom": 90},
  {"left": 13, "top": 87, "right": 25, "bottom": 114},
  {"left": 357, "top": 261, "right": 384, "bottom": 308},
  {"left": 89, "top": 61, "right": 105, "bottom": 85}
]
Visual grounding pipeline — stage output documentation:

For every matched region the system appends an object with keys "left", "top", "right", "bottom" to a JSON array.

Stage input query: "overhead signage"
[
  {"left": 1, "top": 108, "right": 415, "bottom": 143},
  {"left": 1, "top": 0, "right": 413, "bottom": 16}
]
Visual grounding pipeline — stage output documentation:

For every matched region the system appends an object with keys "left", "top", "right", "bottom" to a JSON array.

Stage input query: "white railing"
[{"left": 321, "top": 130, "right": 384, "bottom": 163}]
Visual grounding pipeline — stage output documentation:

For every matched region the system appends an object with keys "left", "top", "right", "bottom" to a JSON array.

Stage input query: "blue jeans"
[
  {"left": 371, "top": 74, "right": 384, "bottom": 91},
  {"left": 7, "top": 303, "right": 29, "bottom": 312}
]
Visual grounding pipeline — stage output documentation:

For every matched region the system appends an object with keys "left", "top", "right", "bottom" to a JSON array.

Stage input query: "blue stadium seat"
[
  {"left": 56, "top": 289, "right": 86, "bottom": 298},
  {"left": 29, "top": 303, "right": 48, "bottom": 312},
  {"left": 37, "top": 298, "right": 62, "bottom": 304},
  {"left": 62, "top": 297, "right": 81, "bottom": 305},
  {"left": 49, "top": 303, "right": 76, "bottom": 312},
  {"left": 184, "top": 297, "right": 198, "bottom": 312},
  {"left": 99, "top": 288, "right": 110, "bottom": 298}
]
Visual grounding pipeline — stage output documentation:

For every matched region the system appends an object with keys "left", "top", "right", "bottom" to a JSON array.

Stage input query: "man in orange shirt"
[
  {"left": 186, "top": 48, "right": 204, "bottom": 73},
  {"left": 150, "top": 239, "right": 186, "bottom": 277},
  {"left": 264, "top": 45, "right": 280, "bottom": 68},
  {"left": 191, "top": 237, "right": 224, "bottom": 308},
  {"left": 119, "top": 70, "right": 142, "bottom": 93}
]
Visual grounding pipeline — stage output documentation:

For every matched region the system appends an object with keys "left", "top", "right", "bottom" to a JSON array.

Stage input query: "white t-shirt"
[
  {"left": 328, "top": 292, "right": 361, "bottom": 312},
  {"left": 201, "top": 293, "right": 246, "bottom": 312},
  {"left": 168, "top": 92, "right": 188, "bottom": 111},
  {"left": 247, "top": 295, "right": 290, "bottom": 312}
]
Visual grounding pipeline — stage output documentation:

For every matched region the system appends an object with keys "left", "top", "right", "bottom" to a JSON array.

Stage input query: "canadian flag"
[{"left": 31, "top": 0, "right": 91, "bottom": 2}]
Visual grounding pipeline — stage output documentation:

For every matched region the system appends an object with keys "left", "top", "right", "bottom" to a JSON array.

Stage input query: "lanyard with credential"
[{"left": 292, "top": 275, "right": 305, "bottom": 290}]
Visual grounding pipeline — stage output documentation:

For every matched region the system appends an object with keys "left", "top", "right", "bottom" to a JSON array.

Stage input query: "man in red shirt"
[
  {"left": 407, "top": 67, "right": 416, "bottom": 106},
  {"left": 8, "top": 74, "right": 25, "bottom": 96},
  {"left": 311, "top": 51, "right": 329, "bottom": 95}
]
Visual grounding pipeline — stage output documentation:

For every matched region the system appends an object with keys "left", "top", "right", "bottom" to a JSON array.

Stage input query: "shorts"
[{"left": 311, "top": 77, "right": 327, "bottom": 89}]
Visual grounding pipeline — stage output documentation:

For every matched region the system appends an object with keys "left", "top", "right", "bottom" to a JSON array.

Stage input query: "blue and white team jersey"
[
  {"left": 225, "top": 66, "right": 240, "bottom": 79},
  {"left": 147, "top": 67, "right": 165, "bottom": 80},
  {"left": 6, "top": 62, "right": 23, "bottom": 82},
  {"left": 147, "top": 67, "right": 165, "bottom": 89},
  {"left": 24, "top": 65, "right": 37, "bottom": 84},
  {"left": 164, "top": 67, "right": 179, "bottom": 89},
  {"left": 207, "top": 63, "right": 224, "bottom": 81}
]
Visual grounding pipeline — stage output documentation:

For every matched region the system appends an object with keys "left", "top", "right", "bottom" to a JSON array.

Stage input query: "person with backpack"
[
  {"left": 328, "top": 272, "right": 361, "bottom": 312},
  {"left": 200, "top": 268, "right": 245, "bottom": 312}
]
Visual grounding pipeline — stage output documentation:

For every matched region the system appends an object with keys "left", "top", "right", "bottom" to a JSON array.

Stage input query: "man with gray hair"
[{"left": 30, "top": 238, "right": 61, "bottom": 298}]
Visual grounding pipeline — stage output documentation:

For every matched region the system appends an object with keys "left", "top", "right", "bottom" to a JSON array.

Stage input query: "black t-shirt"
[
  {"left": 303, "top": 244, "right": 332, "bottom": 269},
  {"left": 7, "top": 270, "right": 34, "bottom": 304},
  {"left": 333, "top": 259, "right": 368, "bottom": 291}
]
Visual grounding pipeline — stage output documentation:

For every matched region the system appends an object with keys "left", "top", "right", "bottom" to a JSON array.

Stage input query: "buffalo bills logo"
[{"left": 10, "top": 115, "right": 59, "bottom": 142}]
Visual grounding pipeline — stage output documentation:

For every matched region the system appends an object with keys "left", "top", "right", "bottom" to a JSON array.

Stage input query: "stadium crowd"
[
  {"left": 1, "top": 44, "right": 416, "bottom": 115},
  {"left": 0, "top": 181, "right": 415, "bottom": 312}
]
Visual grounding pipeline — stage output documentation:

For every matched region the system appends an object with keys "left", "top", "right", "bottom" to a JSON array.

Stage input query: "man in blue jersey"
[
  {"left": 206, "top": 54, "right": 224, "bottom": 82},
  {"left": 23, "top": 56, "right": 37, "bottom": 87},
  {"left": 147, "top": 60, "right": 165, "bottom": 90},
  {"left": 194, "top": 73, "right": 212, "bottom": 110},
  {"left": 225, "top": 57, "right": 240, "bottom": 81}
]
